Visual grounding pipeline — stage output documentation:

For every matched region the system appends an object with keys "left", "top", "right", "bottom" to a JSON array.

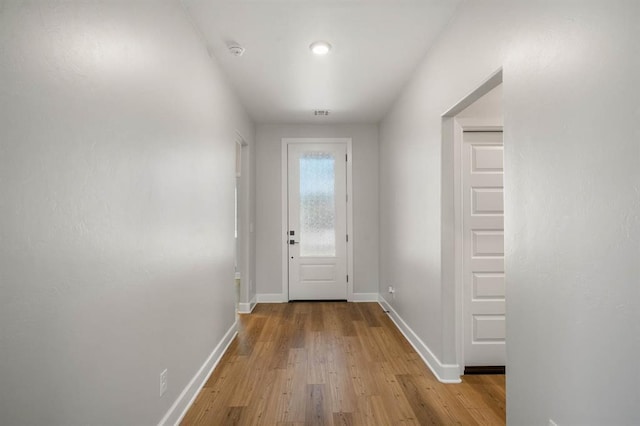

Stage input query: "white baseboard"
[
  {"left": 254, "top": 293, "right": 378, "bottom": 303},
  {"left": 351, "top": 292, "right": 379, "bottom": 302},
  {"left": 378, "top": 296, "right": 461, "bottom": 384},
  {"left": 158, "top": 320, "right": 238, "bottom": 426},
  {"left": 256, "top": 293, "right": 286, "bottom": 303},
  {"left": 238, "top": 296, "right": 257, "bottom": 314}
]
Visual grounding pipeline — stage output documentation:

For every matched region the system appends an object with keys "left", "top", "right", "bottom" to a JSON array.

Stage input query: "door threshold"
[
  {"left": 464, "top": 366, "right": 505, "bottom": 375},
  {"left": 288, "top": 299, "right": 348, "bottom": 303}
]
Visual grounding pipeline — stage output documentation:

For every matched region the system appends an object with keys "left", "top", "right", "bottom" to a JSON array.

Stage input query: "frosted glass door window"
[{"left": 299, "top": 152, "right": 336, "bottom": 257}]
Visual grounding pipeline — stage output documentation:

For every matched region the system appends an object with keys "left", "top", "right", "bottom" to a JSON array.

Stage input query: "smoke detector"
[
  {"left": 228, "top": 43, "right": 245, "bottom": 57},
  {"left": 314, "top": 110, "right": 330, "bottom": 116}
]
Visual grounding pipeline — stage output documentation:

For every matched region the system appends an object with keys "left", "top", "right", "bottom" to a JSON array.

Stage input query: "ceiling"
[{"left": 181, "top": 0, "right": 462, "bottom": 124}]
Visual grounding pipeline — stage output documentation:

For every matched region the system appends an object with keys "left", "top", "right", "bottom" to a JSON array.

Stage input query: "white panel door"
[
  {"left": 288, "top": 143, "right": 348, "bottom": 300},
  {"left": 463, "top": 131, "right": 505, "bottom": 366}
]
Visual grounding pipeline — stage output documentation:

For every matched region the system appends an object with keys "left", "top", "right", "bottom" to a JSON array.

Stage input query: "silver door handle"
[{"left": 289, "top": 239, "right": 299, "bottom": 245}]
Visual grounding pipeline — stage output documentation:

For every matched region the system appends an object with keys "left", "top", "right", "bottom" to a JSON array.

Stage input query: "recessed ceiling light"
[{"left": 309, "top": 41, "right": 331, "bottom": 56}]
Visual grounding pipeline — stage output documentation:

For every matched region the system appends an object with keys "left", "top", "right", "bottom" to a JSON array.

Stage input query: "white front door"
[
  {"left": 463, "top": 131, "right": 506, "bottom": 366},
  {"left": 287, "top": 143, "right": 348, "bottom": 300}
]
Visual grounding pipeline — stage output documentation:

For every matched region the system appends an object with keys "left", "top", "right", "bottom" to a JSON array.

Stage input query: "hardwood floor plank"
[
  {"left": 282, "top": 348, "right": 308, "bottom": 422},
  {"left": 221, "top": 406, "right": 245, "bottom": 425},
  {"left": 307, "top": 331, "right": 328, "bottom": 385},
  {"left": 356, "top": 302, "right": 380, "bottom": 327},
  {"left": 367, "top": 395, "right": 395, "bottom": 426},
  {"left": 332, "top": 411, "right": 354, "bottom": 426},
  {"left": 396, "top": 374, "right": 448, "bottom": 425},
  {"left": 326, "top": 355, "right": 356, "bottom": 412},
  {"left": 180, "top": 302, "right": 505, "bottom": 426},
  {"left": 290, "top": 312, "right": 308, "bottom": 349},
  {"left": 310, "top": 303, "right": 324, "bottom": 332},
  {"left": 267, "top": 328, "right": 291, "bottom": 370},
  {"left": 343, "top": 337, "right": 377, "bottom": 397},
  {"left": 347, "top": 303, "right": 364, "bottom": 322},
  {"left": 374, "top": 372, "right": 422, "bottom": 424},
  {"left": 239, "top": 369, "right": 280, "bottom": 425},
  {"left": 467, "top": 407, "right": 506, "bottom": 426},
  {"left": 305, "top": 384, "right": 331, "bottom": 426},
  {"left": 227, "top": 341, "right": 273, "bottom": 407},
  {"left": 336, "top": 304, "right": 357, "bottom": 337},
  {"left": 235, "top": 316, "right": 265, "bottom": 356}
]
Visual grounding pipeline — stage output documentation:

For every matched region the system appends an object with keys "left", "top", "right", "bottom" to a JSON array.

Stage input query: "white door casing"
[
  {"left": 285, "top": 140, "right": 350, "bottom": 300},
  {"left": 462, "top": 131, "right": 505, "bottom": 366}
]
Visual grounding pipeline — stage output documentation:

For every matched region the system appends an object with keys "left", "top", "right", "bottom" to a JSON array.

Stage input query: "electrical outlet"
[
  {"left": 159, "top": 369, "right": 168, "bottom": 397},
  {"left": 549, "top": 420, "right": 558, "bottom": 426},
  {"left": 388, "top": 285, "right": 396, "bottom": 299}
]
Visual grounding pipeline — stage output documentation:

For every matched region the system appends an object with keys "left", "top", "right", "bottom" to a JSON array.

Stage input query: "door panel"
[
  {"left": 463, "top": 131, "right": 505, "bottom": 366},
  {"left": 473, "top": 315, "right": 506, "bottom": 340},
  {"left": 288, "top": 143, "right": 347, "bottom": 300},
  {"left": 472, "top": 145, "right": 503, "bottom": 171},
  {"left": 472, "top": 188, "right": 504, "bottom": 214},
  {"left": 473, "top": 273, "right": 505, "bottom": 299},
  {"left": 472, "top": 231, "right": 504, "bottom": 256}
]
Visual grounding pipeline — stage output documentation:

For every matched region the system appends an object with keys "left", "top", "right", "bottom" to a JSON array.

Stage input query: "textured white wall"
[
  {"left": 0, "top": 2, "right": 253, "bottom": 424},
  {"left": 380, "top": 1, "right": 639, "bottom": 424},
  {"left": 255, "top": 124, "right": 379, "bottom": 297},
  {"left": 456, "top": 84, "right": 503, "bottom": 121}
]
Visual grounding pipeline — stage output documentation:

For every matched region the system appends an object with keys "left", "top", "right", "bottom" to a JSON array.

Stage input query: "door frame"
[
  {"left": 235, "top": 131, "right": 254, "bottom": 314},
  {"left": 281, "top": 138, "right": 354, "bottom": 301},
  {"left": 441, "top": 69, "right": 503, "bottom": 377}
]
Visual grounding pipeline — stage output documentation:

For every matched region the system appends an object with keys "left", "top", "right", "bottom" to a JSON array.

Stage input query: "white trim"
[
  {"left": 442, "top": 70, "right": 504, "bottom": 376},
  {"left": 280, "top": 138, "right": 354, "bottom": 301},
  {"left": 346, "top": 142, "right": 354, "bottom": 301},
  {"left": 238, "top": 295, "right": 256, "bottom": 313},
  {"left": 235, "top": 130, "right": 248, "bottom": 147},
  {"left": 442, "top": 68, "right": 503, "bottom": 118},
  {"left": 453, "top": 118, "right": 464, "bottom": 376},
  {"left": 378, "top": 296, "right": 461, "bottom": 383},
  {"left": 237, "top": 303, "right": 252, "bottom": 313},
  {"left": 256, "top": 293, "right": 286, "bottom": 303},
  {"left": 281, "top": 141, "right": 288, "bottom": 300},
  {"left": 351, "top": 293, "right": 379, "bottom": 302},
  {"left": 255, "top": 293, "right": 376, "bottom": 303},
  {"left": 235, "top": 129, "right": 253, "bottom": 317},
  {"left": 453, "top": 119, "right": 503, "bottom": 374},
  {"left": 158, "top": 320, "right": 238, "bottom": 426},
  {"left": 454, "top": 118, "right": 503, "bottom": 131}
]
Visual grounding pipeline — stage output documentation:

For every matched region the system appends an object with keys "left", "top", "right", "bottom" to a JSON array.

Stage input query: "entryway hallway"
[{"left": 181, "top": 302, "right": 505, "bottom": 425}]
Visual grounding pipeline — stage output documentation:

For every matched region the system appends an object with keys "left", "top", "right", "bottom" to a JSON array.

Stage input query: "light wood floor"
[{"left": 181, "top": 302, "right": 505, "bottom": 425}]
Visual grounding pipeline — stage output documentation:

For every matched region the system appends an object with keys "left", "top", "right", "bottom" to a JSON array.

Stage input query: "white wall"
[
  {"left": 255, "top": 124, "right": 379, "bottom": 299},
  {"left": 0, "top": 2, "right": 253, "bottom": 425},
  {"left": 379, "top": 1, "right": 639, "bottom": 425},
  {"left": 456, "top": 84, "right": 503, "bottom": 122}
]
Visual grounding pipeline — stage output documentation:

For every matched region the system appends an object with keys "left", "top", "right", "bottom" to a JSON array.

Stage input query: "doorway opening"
[
  {"left": 235, "top": 138, "right": 242, "bottom": 314},
  {"left": 235, "top": 132, "right": 251, "bottom": 314},
  {"left": 442, "top": 70, "right": 504, "bottom": 377}
]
